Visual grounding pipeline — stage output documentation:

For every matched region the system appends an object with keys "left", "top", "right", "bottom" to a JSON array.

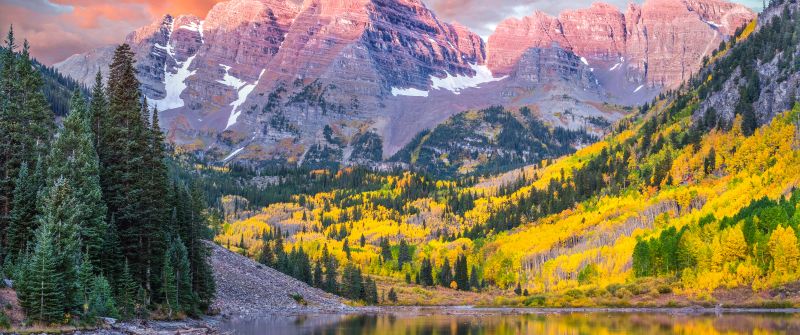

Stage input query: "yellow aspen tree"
[
  {"left": 769, "top": 226, "right": 800, "bottom": 276},
  {"left": 719, "top": 227, "right": 748, "bottom": 265}
]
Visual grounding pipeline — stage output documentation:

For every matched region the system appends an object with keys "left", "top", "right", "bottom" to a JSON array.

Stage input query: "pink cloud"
[{"left": 0, "top": 0, "right": 226, "bottom": 65}]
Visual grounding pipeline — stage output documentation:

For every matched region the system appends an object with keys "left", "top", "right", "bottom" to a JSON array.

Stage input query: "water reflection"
[{"left": 220, "top": 311, "right": 800, "bottom": 335}]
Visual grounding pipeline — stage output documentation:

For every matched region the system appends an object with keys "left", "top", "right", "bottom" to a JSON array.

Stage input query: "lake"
[{"left": 219, "top": 309, "right": 800, "bottom": 334}]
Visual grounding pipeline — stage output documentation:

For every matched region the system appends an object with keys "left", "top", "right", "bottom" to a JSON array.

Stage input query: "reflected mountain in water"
[{"left": 220, "top": 311, "right": 800, "bottom": 335}]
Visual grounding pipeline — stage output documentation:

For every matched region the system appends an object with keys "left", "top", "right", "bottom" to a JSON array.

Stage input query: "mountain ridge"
[{"left": 53, "top": 0, "right": 754, "bottom": 172}]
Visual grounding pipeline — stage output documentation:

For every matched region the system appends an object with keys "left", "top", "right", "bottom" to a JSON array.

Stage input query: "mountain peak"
[
  {"left": 54, "top": 0, "right": 753, "bottom": 166},
  {"left": 487, "top": 0, "right": 755, "bottom": 87}
]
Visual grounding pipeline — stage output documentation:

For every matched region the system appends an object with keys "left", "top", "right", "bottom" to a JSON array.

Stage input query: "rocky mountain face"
[
  {"left": 693, "top": 2, "right": 800, "bottom": 131},
  {"left": 487, "top": 0, "right": 755, "bottom": 88},
  {"left": 54, "top": 0, "right": 754, "bottom": 172}
]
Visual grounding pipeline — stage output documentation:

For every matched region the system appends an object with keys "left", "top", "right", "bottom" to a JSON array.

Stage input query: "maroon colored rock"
[
  {"left": 487, "top": 0, "right": 755, "bottom": 88},
  {"left": 53, "top": 0, "right": 754, "bottom": 164}
]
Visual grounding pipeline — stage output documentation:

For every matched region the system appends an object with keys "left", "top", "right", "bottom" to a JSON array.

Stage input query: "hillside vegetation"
[{"left": 210, "top": 1, "right": 800, "bottom": 307}]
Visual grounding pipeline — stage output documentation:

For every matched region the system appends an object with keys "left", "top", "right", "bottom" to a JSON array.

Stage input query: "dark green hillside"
[{"left": 392, "top": 106, "right": 595, "bottom": 178}]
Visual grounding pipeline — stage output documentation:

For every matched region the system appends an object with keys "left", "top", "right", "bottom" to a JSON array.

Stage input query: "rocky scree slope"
[{"left": 207, "top": 241, "right": 350, "bottom": 316}]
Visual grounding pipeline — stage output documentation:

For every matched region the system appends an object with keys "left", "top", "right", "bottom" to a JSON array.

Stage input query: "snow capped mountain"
[{"left": 54, "top": 0, "right": 754, "bottom": 166}]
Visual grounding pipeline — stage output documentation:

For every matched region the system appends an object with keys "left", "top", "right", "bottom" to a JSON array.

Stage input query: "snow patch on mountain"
[
  {"left": 152, "top": 55, "right": 197, "bottom": 110},
  {"left": 430, "top": 64, "right": 507, "bottom": 95},
  {"left": 703, "top": 19, "right": 721, "bottom": 28},
  {"left": 151, "top": 19, "right": 199, "bottom": 110},
  {"left": 217, "top": 65, "right": 247, "bottom": 89},
  {"left": 391, "top": 87, "right": 429, "bottom": 97},
  {"left": 225, "top": 68, "right": 266, "bottom": 129},
  {"left": 180, "top": 21, "right": 201, "bottom": 32},
  {"left": 223, "top": 147, "right": 245, "bottom": 162}
]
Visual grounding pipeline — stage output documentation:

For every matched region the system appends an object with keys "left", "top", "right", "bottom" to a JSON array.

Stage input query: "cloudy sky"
[{"left": 0, "top": 0, "right": 761, "bottom": 65}]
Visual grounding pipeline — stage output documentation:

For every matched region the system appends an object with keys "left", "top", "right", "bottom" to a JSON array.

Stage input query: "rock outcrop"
[{"left": 487, "top": 0, "right": 755, "bottom": 88}]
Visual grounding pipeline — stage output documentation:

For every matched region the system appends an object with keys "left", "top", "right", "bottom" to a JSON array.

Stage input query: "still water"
[{"left": 219, "top": 310, "right": 800, "bottom": 335}]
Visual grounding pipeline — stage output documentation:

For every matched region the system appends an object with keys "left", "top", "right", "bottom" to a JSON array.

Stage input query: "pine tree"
[
  {"left": 397, "top": 239, "right": 411, "bottom": 269},
  {"left": 313, "top": 260, "right": 324, "bottom": 288},
  {"left": 380, "top": 238, "right": 392, "bottom": 263},
  {"left": 704, "top": 147, "right": 717, "bottom": 175},
  {"left": 44, "top": 90, "right": 107, "bottom": 268},
  {"left": 161, "top": 249, "right": 177, "bottom": 317},
  {"left": 419, "top": 258, "right": 434, "bottom": 286},
  {"left": 340, "top": 264, "right": 363, "bottom": 300},
  {"left": 163, "top": 237, "right": 195, "bottom": 316},
  {"left": 15, "top": 40, "right": 54, "bottom": 152},
  {"left": 454, "top": 254, "right": 469, "bottom": 291},
  {"left": 171, "top": 182, "right": 214, "bottom": 310},
  {"left": 437, "top": 257, "right": 452, "bottom": 287},
  {"left": 274, "top": 236, "right": 288, "bottom": 273},
  {"left": 259, "top": 241, "right": 274, "bottom": 266},
  {"left": 116, "top": 259, "right": 138, "bottom": 319},
  {"left": 1, "top": 29, "right": 54, "bottom": 255},
  {"left": 0, "top": 27, "right": 16, "bottom": 234},
  {"left": 322, "top": 246, "right": 338, "bottom": 294},
  {"left": 343, "top": 239, "right": 351, "bottom": 259},
  {"left": 6, "top": 161, "right": 42, "bottom": 256},
  {"left": 741, "top": 102, "right": 758, "bottom": 136},
  {"left": 20, "top": 222, "right": 65, "bottom": 324},
  {"left": 88, "top": 275, "right": 119, "bottom": 319},
  {"left": 89, "top": 71, "right": 106, "bottom": 150},
  {"left": 100, "top": 44, "right": 163, "bottom": 299},
  {"left": 77, "top": 253, "right": 94, "bottom": 315},
  {"left": 362, "top": 277, "right": 378, "bottom": 304},
  {"left": 37, "top": 178, "right": 82, "bottom": 310},
  {"left": 469, "top": 265, "right": 480, "bottom": 292},
  {"left": 101, "top": 219, "right": 124, "bottom": 289},
  {"left": 292, "top": 246, "right": 312, "bottom": 284},
  {"left": 141, "top": 104, "right": 170, "bottom": 295},
  {"left": 387, "top": 287, "right": 398, "bottom": 303}
]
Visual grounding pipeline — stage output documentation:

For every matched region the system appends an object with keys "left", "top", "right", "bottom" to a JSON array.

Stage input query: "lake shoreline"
[
  {"left": 215, "top": 305, "right": 800, "bottom": 323},
  {"left": 363, "top": 305, "right": 800, "bottom": 315},
  {"left": 215, "top": 306, "right": 800, "bottom": 335}
]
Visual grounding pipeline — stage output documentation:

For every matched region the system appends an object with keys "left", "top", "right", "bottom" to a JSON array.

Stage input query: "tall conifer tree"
[
  {"left": 19, "top": 222, "right": 64, "bottom": 324},
  {"left": 36, "top": 178, "right": 81, "bottom": 310},
  {"left": 6, "top": 161, "right": 42, "bottom": 256},
  {"left": 1, "top": 29, "right": 54, "bottom": 253},
  {"left": 44, "top": 91, "right": 107, "bottom": 267},
  {"left": 100, "top": 43, "right": 164, "bottom": 299}
]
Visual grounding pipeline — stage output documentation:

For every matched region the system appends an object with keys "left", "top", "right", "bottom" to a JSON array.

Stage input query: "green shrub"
[
  {"left": 0, "top": 310, "right": 10, "bottom": 329},
  {"left": 614, "top": 288, "right": 633, "bottom": 299},
  {"left": 605, "top": 283, "right": 623, "bottom": 295},
  {"left": 524, "top": 295, "right": 547, "bottom": 307},
  {"left": 657, "top": 285, "right": 673, "bottom": 294},
  {"left": 564, "top": 289, "right": 584, "bottom": 299},
  {"left": 290, "top": 293, "right": 307, "bottom": 305}
]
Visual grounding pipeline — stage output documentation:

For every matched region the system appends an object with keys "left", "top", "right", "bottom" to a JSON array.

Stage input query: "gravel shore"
[{"left": 206, "top": 241, "right": 353, "bottom": 317}]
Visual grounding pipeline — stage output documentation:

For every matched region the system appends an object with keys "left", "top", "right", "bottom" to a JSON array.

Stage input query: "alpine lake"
[{"left": 218, "top": 307, "right": 800, "bottom": 334}]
